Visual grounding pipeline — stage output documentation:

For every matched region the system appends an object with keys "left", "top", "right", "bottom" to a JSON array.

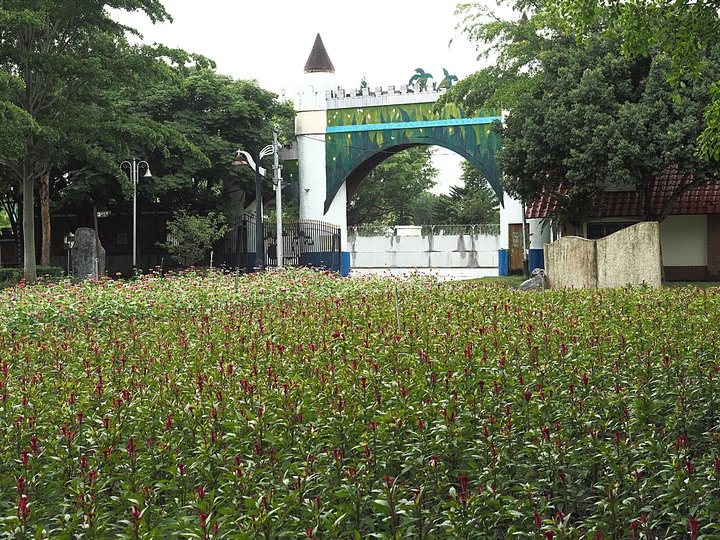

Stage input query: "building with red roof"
[{"left": 526, "top": 170, "right": 720, "bottom": 281}]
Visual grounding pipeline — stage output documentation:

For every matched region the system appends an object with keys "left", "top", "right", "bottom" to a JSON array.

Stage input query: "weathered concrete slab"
[{"left": 544, "top": 222, "right": 662, "bottom": 289}]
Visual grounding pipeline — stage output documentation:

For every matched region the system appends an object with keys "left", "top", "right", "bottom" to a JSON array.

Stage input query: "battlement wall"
[{"left": 325, "top": 84, "right": 445, "bottom": 109}]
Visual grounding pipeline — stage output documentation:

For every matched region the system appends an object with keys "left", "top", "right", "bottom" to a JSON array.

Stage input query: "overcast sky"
[{"left": 112, "top": 0, "right": 510, "bottom": 192}]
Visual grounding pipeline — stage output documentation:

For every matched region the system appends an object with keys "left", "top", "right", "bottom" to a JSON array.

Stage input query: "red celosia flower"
[
  {"left": 17, "top": 495, "right": 29, "bottom": 522},
  {"left": 458, "top": 475, "right": 469, "bottom": 492},
  {"left": 689, "top": 518, "right": 700, "bottom": 539},
  {"left": 558, "top": 470, "right": 567, "bottom": 488}
]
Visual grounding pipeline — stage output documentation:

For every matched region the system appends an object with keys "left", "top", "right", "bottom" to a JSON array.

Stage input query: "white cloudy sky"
[{"left": 112, "top": 0, "right": 511, "bottom": 192}]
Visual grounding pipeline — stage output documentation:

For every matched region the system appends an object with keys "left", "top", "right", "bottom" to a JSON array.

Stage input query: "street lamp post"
[
  {"left": 233, "top": 144, "right": 274, "bottom": 271},
  {"left": 120, "top": 159, "right": 152, "bottom": 269},
  {"left": 272, "top": 127, "right": 284, "bottom": 268}
]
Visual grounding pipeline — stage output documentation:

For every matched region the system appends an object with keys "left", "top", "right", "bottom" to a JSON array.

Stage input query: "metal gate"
[{"left": 220, "top": 216, "right": 341, "bottom": 273}]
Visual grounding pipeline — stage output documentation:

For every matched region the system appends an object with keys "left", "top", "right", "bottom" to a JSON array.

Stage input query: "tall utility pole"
[
  {"left": 234, "top": 144, "right": 275, "bottom": 272},
  {"left": 273, "top": 127, "right": 283, "bottom": 268},
  {"left": 253, "top": 148, "right": 264, "bottom": 271}
]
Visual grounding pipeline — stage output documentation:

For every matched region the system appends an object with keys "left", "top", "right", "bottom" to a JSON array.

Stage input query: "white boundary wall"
[{"left": 348, "top": 227, "right": 500, "bottom": 269}]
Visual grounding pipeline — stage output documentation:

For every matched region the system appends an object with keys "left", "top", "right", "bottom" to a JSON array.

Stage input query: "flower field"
[{"left": 1, "top": 270, "right": 720, "bottom": 539}]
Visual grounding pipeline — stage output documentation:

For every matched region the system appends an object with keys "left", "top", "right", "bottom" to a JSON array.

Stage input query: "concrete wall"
[
  {"left": 349, "top": 231, "right": 500, "bottom": 269},
  {"left": 545, "top": 222, "right": 662, "bottom": 289},
  {"left": 543, "top": 236, "right": 598, "bottom": 289}
]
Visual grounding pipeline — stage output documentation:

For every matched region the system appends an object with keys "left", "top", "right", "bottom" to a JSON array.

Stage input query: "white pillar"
[{"left": 295, "top": 107, "right": 327, "bottom": 222}]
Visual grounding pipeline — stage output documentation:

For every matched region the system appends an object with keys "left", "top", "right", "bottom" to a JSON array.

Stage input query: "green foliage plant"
[{"left": 158, "top": 210, "right": 229, "bottom": 267}]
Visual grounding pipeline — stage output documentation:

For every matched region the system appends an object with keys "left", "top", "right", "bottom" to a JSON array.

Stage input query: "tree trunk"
[
  {"left": 40, "top": 170, "right": 51, "bottom": 266},
  {"left": 22, "top": 171, "right": 37, "bottom": 283}
]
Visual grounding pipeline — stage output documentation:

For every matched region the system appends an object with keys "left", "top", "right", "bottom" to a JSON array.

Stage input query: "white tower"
[{"left": 294, "top": 34, "right": 349, "bottom": 274}]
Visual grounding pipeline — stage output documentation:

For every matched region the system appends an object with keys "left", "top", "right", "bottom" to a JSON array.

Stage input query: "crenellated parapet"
[{"left": 325, "top": 84, "right": 447, "bottom": 109}]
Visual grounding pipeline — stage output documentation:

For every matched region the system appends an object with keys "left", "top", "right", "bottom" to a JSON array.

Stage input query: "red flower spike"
[
  {"left": 458, "top": 475, "right": 469, "bottom": 492},
  {"left": 17, "top": 495, "right": 29, "bottom": 521},
  {"left": 689, "top": 518, "right": 700, "bottom": 539},
  {"left": 384, "top": 475, "right": 393, "bottom": 490},
  {"left": 558, "top": 470, "right": 567, "bottom": 488}
]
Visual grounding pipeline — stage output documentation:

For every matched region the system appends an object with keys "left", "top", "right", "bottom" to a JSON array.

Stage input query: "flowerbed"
[{"left": 1, "top": 270, "right": 719, "bottom": 539}]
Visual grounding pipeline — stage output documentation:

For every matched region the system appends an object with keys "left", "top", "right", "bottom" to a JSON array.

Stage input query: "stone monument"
[{"left": 71, "top": 227, "right": 105, "bottom": 279}]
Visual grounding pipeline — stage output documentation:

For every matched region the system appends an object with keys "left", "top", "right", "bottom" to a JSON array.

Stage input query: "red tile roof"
[{"left": 526, "top": 169, "right": 720, "bottom": 219}]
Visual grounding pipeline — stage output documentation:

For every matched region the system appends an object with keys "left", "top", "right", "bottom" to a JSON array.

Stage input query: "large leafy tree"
[
  {"left": 0, "top": 0, "right": 169, "bottom": 282},
  {"left": 347, "top": 146, "right": 437, "bottom": 226},
  {"left": 433, "top": 160, "right": 500, "bottom": 224},
  {"left": 448, "top": 2, "right": 720, "bottom": 229},
  {"left": 128, "top": 65, "right": 295, "bottom": 218},
  {"left": 540, "top": 0, "right": 720, "bottom": 160}
]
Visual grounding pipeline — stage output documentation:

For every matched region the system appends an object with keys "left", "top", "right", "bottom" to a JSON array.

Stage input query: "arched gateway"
[{"left": 290, "top": 34, "right": 544, "bottom": 276}]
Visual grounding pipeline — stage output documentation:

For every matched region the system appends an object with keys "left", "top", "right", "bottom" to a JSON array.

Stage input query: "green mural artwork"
[{"left": 324, "top": 101, "right": 502, "bottom": 212}]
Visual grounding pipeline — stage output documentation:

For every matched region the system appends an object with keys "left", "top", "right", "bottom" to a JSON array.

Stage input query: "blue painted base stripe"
[
  {"left": 498, "top": 249, "right": 509, "bottom": 276},
  {"left": 529, "top": 249, "right": 544, "bottom": 272}
]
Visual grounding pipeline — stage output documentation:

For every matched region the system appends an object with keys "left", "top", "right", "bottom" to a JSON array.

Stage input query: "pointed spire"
[{"left": 304, "top": 34, "right": 335, "bottom": 74}]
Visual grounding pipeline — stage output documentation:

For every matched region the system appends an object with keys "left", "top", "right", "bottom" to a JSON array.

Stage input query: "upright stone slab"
[{"left": 71, "top": 227, "right": 106, "bottom": 279}]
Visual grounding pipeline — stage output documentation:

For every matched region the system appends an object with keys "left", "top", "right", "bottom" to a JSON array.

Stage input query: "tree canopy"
[
  {"left": 433, "top": 160, "right": 500, "bottom": 224},
  {"left": 540, "top": 0, "right": 720, "bottom": 159},
  {"left": 0, "top": 0, "right": 171, "bottom": 280},
  {"left": 0, "top": 1, "right": 294, "bottom": 280},
  {"left": 447, "top": 1, "right": 720, "bottom": 228},
  {"left": 347, "top": 146, "right": 438, "bottom": 226}
]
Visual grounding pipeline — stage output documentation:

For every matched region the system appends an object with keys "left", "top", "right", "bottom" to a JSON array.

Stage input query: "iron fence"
[{"left": 220, "top": 215, "right": 341, "bottom": 273}]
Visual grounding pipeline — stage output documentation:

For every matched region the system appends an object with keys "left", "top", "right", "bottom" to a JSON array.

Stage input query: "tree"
[
  {"left": 158, "top": 210, "right": 228, "bottom": 267},
  {"left": 540, "top": 0, "right": 720, "bottom": 159},
  {"left": 128, "top": 65, "right": 295, "bottom": 218},
  {"left": 499, "top": 34, "right": 720, "bottom": 224},
  {"left": 347, "top": 146, "right": 437, "bottom": 226},
  {"left": 0, "top": 0, "right": 169, "bottom": 282},
  {"left": 448, "top": 3, "right": 720, "bottom": 229},
  {"left": 433, "top": 161, "right": 500, "bottom": 224}
]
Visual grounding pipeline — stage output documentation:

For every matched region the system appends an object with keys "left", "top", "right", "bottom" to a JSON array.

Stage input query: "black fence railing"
[{"left": 220, "top": 216, "right": 341, "bottom": 273}]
